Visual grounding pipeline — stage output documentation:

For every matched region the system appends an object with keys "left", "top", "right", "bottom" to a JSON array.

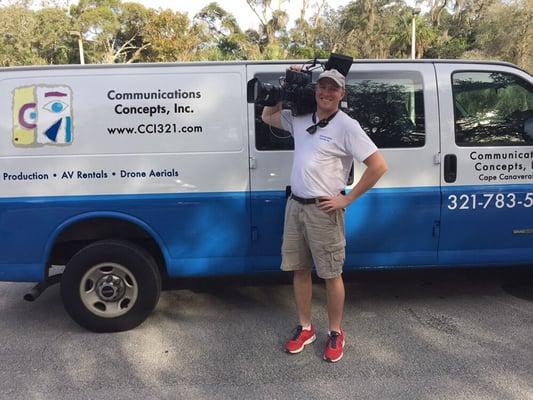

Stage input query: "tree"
[
  {"left": 422, "top": 0, "right": 472, "bottom": 27},
  {"left": 115, "top": 2, "right": 152, "bottom": 62},
  {"left": 317, "top": 0, "right": 408, "bottom": 59},
  {"left": 0, "top": 0, "right": 530, "bottom": 70},
  {"left": 193, "top": 2, "right": 260, "bottom": 60},
  {"left": 0, "top": 4, "right": 44, "bottom": 66},
  {"left": 245, "top": 0, "right": 289, "bottom": 59},
  {"left": 141, "top": 8, "right": 201, "bottom": 62},
  {"left": 70, "top": 0, "right": 151, "bottom": 63},
  {"left": 422, "top": 0, "right": 531, "bottom": 71},
  {"left": 468, "top": 0, "right": 532, "bottom": 71},
  {"left": 288, "top": 0, "right": 329, "bottom": 58},
  {"left": 34, "top": 6, "right": 74, "bottom": 64},
  {"left": 390, "top": 10, "right": 438, "bottom": 58}
]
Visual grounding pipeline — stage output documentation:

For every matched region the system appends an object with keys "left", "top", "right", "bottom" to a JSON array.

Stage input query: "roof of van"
[{"left": 0, "top": 59, "right": 529, "bottom": 75}]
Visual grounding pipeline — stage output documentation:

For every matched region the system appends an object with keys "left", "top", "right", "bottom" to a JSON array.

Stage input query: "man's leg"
[
  {"left": 303, "top": 205, "right": 346, "bottom": 361},
  {"left": 325, "top": 275, "right": 345, "bottom": 332},
  {"left": 284, "top": 268, "right": 315, "bottom": 354},
  {"left": 293, "top": 269, "right": 313, "bottom": 326}
]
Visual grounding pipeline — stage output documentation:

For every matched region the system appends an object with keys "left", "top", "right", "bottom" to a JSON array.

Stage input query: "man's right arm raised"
[{"left": 261, "top": 102, "right": 283, "bottom": 130}]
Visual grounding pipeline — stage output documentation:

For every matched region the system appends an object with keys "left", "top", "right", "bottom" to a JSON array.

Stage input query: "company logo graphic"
[{"left": 12, "top": 85, "right": 73, "bottom": 146}]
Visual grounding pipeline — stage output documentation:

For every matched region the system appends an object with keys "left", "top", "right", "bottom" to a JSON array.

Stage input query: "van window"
[
  {"left": 452, "top": 71, "right": 533, "bottom": 147},
  {"left": 254, "top": 71, "right": 426, "bottom": 150},
  {"left": 253, "top": 73, "right": 294, "bottom": 151},
  {"left": 345, "top": 72, "right": 425, "bottom": 148}
]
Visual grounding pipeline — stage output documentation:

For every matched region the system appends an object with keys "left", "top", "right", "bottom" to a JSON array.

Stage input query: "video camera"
[{"left": 247, "top": 53, "right": 353, "bottom": 116}]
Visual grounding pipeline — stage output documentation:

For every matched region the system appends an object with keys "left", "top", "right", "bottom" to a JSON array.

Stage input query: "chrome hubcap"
[
  {"left": 80, "top": 263, "right": 138, "bottom": 318},
  {"left": 96, "top": 274, "right": 126, "bottom": 302}
]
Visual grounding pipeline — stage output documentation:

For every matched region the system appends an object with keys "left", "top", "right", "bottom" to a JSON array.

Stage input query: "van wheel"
[{"left": 61, "top": 240, "right": 161, "bottom": 332}]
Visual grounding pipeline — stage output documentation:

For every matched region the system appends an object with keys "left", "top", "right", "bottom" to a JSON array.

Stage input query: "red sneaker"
[
  {"left": 323, "top": 330, "right": 345, "bottom": 362},
  {"left": 284, "top": 325, "right": 316, "bottom": 354}
]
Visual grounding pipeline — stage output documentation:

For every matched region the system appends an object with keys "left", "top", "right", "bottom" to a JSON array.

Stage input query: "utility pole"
[
  {"left": 70, "top": 31, "right": 85, "bottom": 65},
  {"left": 411, "top": 6, "right": 421, "bottom": 59}
]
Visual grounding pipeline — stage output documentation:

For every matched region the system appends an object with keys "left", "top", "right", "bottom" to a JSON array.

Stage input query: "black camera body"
[
  {"left": 246, "top": 68, "right": 316, "bottom": 115},
  {"left": 247, "top": 53, "right": 353, "bottom": 116}
]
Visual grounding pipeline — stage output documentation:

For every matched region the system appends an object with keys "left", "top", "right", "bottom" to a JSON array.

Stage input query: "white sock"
[{"left": 301, "top": 324, "right": 312, "bottom": 331}]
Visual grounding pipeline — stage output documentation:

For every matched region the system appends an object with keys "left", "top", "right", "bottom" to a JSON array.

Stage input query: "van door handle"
[{"left": 444, "top": 154, "right": 457, "bottom": 183}]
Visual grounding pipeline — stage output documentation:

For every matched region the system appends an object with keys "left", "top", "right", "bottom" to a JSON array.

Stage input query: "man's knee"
[
  {"left": 293, "top": 269, "right": 312, "bottom": 281},
  {"left": 324, "top": 275, "right": 344, "bottom": 287}
]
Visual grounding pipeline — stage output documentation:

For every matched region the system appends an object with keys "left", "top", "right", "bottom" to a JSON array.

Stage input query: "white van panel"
[{"left": 0, "top": 65, "right": 249, "bottom": 197}]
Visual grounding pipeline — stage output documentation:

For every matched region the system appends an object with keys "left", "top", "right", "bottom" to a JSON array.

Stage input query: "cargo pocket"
[{"left": 324, "top": 243, "right": 345, "bottom": 277}]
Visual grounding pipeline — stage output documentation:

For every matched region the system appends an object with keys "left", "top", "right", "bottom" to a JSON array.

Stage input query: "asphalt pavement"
[{"left": 0, "top": 267, "right": 532, "bottom": 400}]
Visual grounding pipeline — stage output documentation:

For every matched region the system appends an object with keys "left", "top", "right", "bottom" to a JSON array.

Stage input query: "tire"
[{"left": 61, "top": 239, "right": 161, "bottom": 332}]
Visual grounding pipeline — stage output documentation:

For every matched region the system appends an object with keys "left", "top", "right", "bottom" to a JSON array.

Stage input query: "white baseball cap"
[{"left": 317, "top": 69, "right": 345, "bottom": 88}]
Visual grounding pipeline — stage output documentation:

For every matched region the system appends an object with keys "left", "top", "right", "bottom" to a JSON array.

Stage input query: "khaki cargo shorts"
[{"left": 281, "top": 197, "right": 346, "bottom": 279}]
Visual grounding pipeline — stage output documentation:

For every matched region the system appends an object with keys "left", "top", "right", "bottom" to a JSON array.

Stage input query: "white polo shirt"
[{"left": 281, "top": 109, "right": 377, "bottom": 198}]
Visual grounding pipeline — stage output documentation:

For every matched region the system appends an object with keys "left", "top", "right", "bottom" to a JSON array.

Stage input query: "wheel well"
[{"left": 49, "top": 217, "right": 167, "bottom": 278}]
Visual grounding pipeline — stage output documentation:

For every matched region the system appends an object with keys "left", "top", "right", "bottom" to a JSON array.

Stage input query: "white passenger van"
[{"left": 0, "top": 60, "right": 531, "bottom": 332}]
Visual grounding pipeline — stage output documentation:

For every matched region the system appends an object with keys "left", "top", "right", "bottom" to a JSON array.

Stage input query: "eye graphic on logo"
[{"left": 42, "top": 100, "right": 69, "bottom": 113}]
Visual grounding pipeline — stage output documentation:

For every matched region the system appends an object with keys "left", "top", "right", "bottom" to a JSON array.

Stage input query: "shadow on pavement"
[{"left": 163, "top": 265, "right": 533, "bottom": 301}]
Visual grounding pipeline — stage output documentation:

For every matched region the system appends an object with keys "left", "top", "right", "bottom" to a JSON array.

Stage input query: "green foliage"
[
  {"left": 34, "top": 7, "right": 74, "bottom": 64},
  {"left": 0, "top": 0, "right": 529, "bottom": 72},
  {"left": 0, "top": 5, "right": 44, "bottom": 66},
  {"left": 141, "top": 9, "right": 201, "bottom": 62},
  {"left": 470, "top": 0, "right": 532, "bottom": 71},
  {"left": 193, "top": 2, "right": 261, "bottom": 60}
]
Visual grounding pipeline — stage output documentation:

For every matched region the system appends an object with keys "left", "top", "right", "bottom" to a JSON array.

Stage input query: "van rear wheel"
[{"left": 61, "top": 240, "right": 161, "bottom": 332}]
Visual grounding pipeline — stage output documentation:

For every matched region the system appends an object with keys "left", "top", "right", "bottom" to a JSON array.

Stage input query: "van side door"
[
  {"left": 247, "top": 62, "right": 441, "bottom": 270},
  {"left": 344, "top": 63, "right": 441, "bottom": 267},
  {"left": 436, "top": 63, "right": 533, "bottom": 265}
]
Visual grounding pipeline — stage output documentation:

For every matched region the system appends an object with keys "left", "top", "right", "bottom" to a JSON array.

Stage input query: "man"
[{"left": 262, "top": 67, "right": 388, "bottom": 362}]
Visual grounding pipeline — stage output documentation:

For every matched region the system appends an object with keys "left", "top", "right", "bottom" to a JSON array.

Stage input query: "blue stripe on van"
[
  {"left": 0, "top": 192, "right": 251, "bottom": 282},
  {"left": 0, "top": 184, "right": 531, "bottom": 282},
  {"left": 440, "top": 184, "right": 533, "bottom": 266},
  {"left": 251, "top": 186, "right": 441, "bottom": 270}
]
